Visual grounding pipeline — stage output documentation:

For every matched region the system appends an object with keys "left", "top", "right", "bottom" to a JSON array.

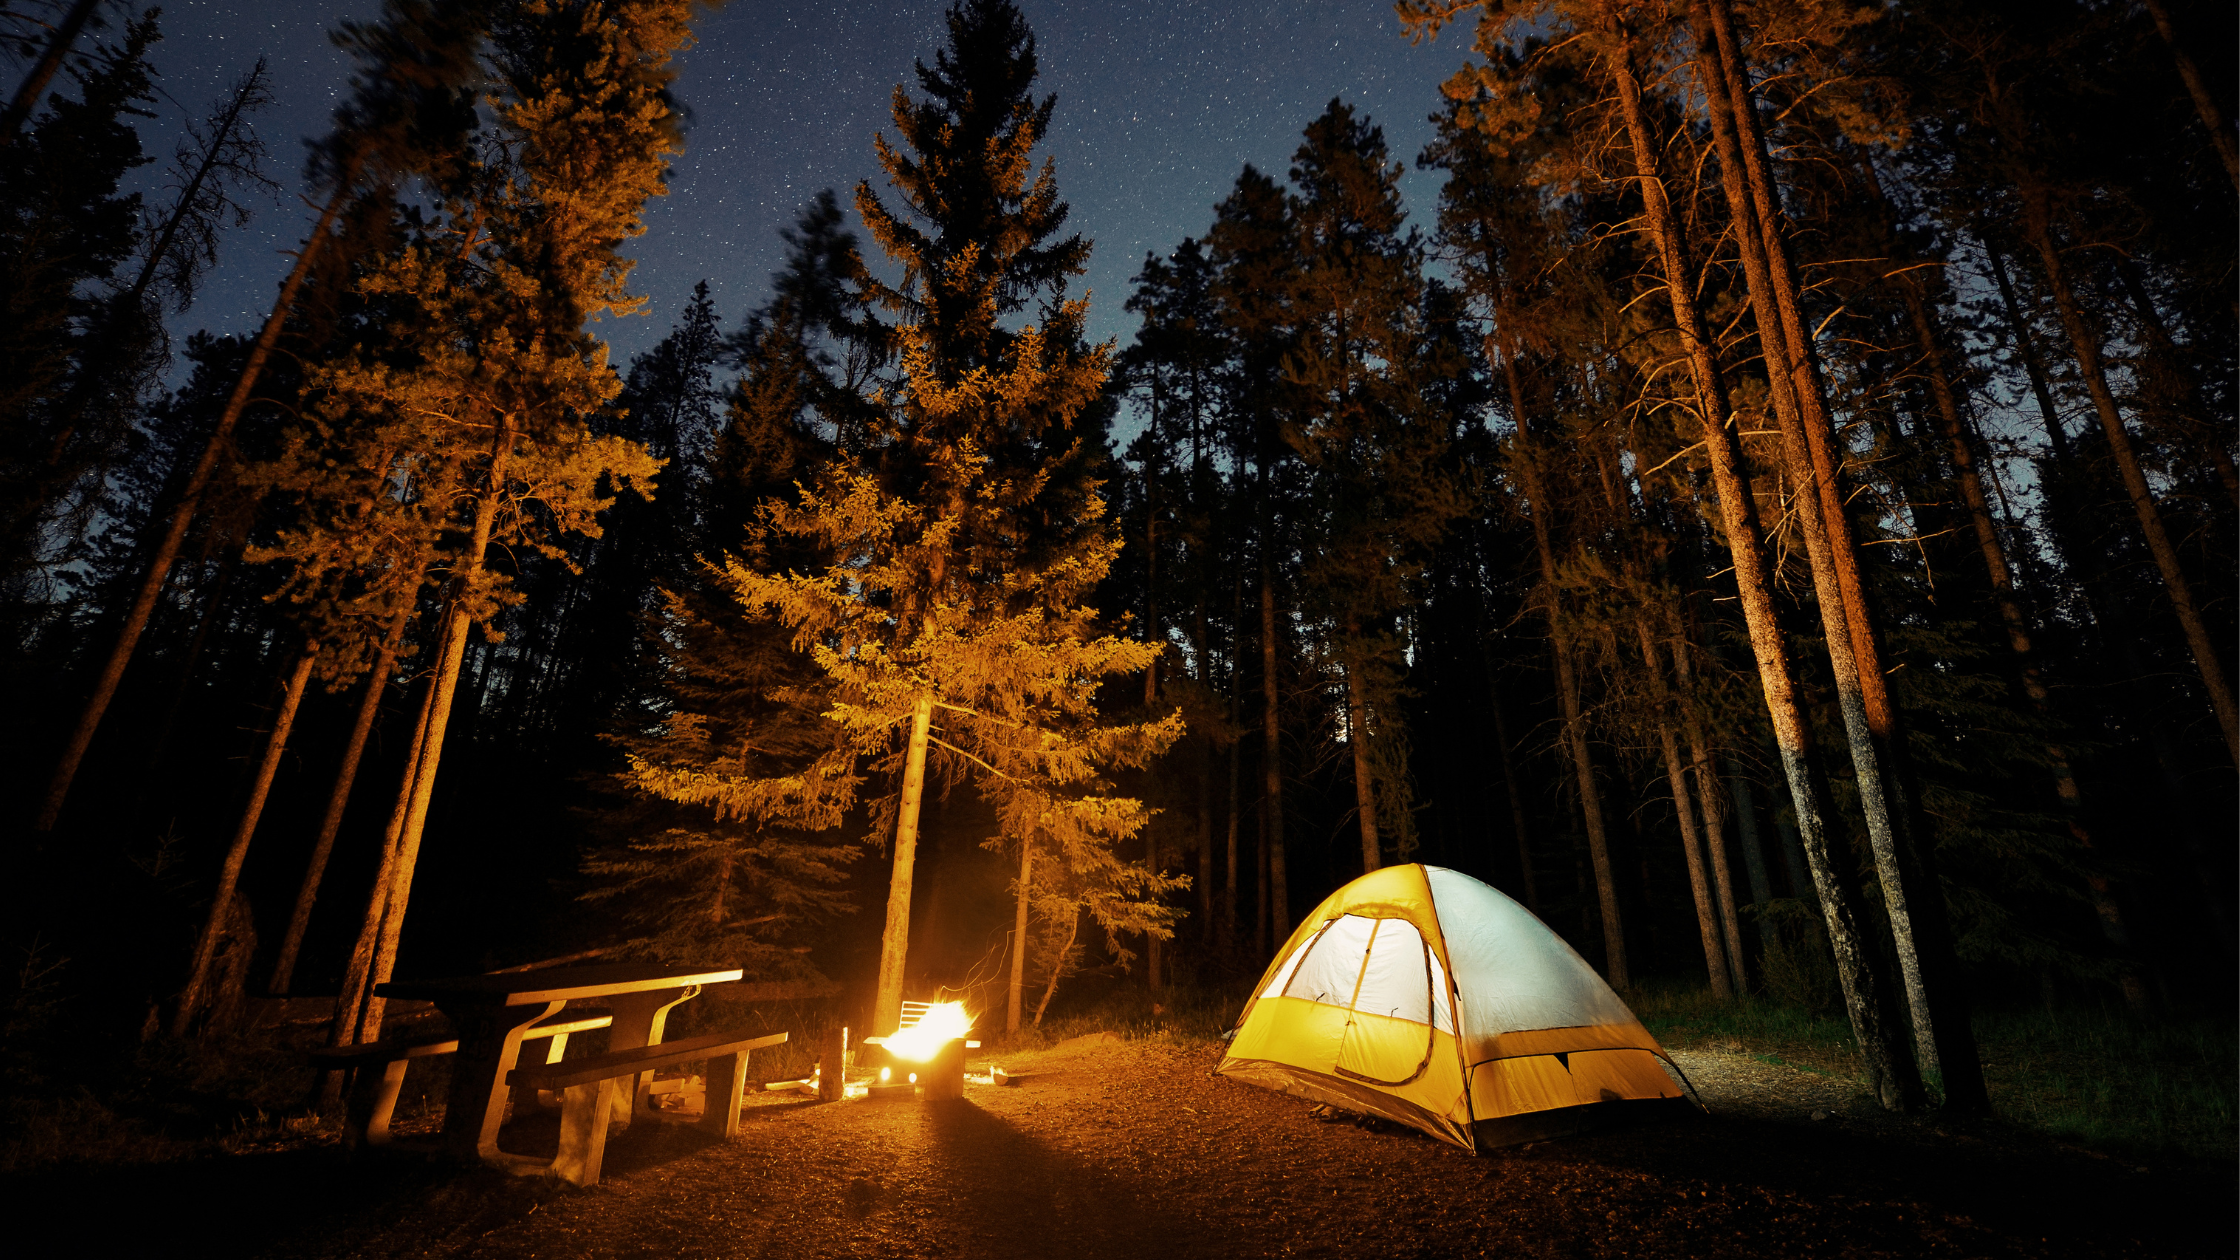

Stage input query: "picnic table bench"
[
  {"left": 507, "top": 1029, "right": 788, "bottom": 1185},
  {"left": 374, "top": 962, "right": 744, "bottom": 1166},
  {"left": 309, "top": 1009, "right": 614, "bottom": 1148}
]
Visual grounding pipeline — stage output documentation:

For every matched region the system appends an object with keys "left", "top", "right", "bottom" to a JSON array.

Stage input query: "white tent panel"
[
  {"left": 1353, "top": 917, "right": 1431, "bottom": 1024},
  {"left": 1428, "top": 946, "right": 1454, "bottom": 1035},
  {"left": 1258, "top": 920, "right": 1329, "bottom": 999},
  {"left": 1424, "top": 866, "right": 1648, "bottom": 1056},
  {"left": 1279, "top": 913, "right": 1378, "bottom": 1008}
]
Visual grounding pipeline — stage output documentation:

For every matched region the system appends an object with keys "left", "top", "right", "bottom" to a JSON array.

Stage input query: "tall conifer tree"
[
  {"left": 626, "top": 0, "right": 1180, "bottom": 1038},
  {"left": 317, "top": 0, "right": 690, "bottom": 1044}
]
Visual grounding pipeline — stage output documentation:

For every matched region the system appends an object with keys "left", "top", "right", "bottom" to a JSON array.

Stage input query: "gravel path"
[{"left": 1665, "top": 1047, "right": 1870, "bottom": 1121}]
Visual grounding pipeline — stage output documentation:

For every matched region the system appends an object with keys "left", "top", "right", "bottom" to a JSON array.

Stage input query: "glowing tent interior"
[{"left": 1218, "top": 864, "right": 1696, "bottom": 1150}]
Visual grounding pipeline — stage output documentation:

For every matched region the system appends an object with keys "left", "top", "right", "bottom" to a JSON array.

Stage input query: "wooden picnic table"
[{"left": 376, "top": 962, "right": 742, "bottom": 1165}]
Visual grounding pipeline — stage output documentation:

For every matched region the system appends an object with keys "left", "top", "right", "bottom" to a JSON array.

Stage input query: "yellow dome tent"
[{"left": 1218, "top": 864, "right": 1696, "bottom": 1150}]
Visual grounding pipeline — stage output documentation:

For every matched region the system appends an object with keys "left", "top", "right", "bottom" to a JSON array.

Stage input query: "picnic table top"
[{"left": 376, "top": 962, "right": 744, "bottom": 1007}]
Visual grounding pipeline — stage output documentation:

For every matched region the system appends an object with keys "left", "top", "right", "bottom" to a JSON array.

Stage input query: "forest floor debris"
[{"left": 5, "top": 1032, "right": 2230, "bottom": 1258}]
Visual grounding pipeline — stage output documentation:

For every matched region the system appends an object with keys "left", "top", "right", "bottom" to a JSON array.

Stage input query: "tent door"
[{"left": 1332, "top": 917, "right": 1436, "bottom": 1086}]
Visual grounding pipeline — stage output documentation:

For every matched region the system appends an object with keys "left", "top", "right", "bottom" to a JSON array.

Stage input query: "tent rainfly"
[{"left": 1218, "top": 864, "right": 1696, "bottom": 1150}]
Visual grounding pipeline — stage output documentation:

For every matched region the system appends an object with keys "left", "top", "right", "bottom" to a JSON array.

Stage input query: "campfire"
[
  {"left": 771, "top": 1002, "right": 990, "bottom": 1101},
  {"left": 882, "top": 1001, "right": 974, "bottom": 1062},
  {"left": 865, "top": 1001, "right": 979, "bottom": 1101}
]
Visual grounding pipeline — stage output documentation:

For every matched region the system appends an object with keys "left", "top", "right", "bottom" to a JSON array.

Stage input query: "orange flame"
[{"left": 885, "top": 1001, "right": 973, "bottom": 1061}]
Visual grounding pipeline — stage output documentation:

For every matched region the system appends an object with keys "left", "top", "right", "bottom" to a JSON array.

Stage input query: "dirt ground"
[{"left": 12, "top": 1034, "right": 2232, "bottom": 1258}]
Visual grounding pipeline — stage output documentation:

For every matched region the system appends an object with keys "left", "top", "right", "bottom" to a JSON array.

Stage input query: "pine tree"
[
  {"left": 1421, "top": 75, "right": 1638, "bottom": 986},
  {"left": 313, "top": 0, "right": 690, "bottom": 1045},
  {"left": 1205, "top": 164, "right": 1300, "bottom": 949},
  {"left": 1119, "top": 234, "right": 1233, "bottom": 963},
  {"left": 619, "top": 0, "right": 1182, "bottom": 1038},
  {"left": 18, "top": 58, "right": 279, "bottom": 598},
  {"left": 0, "top": 11, "right": 158, "bottom": 609},
  {"left": 31, "top": 0, "right": 497, "bottom": 832},
  {"left": 847, "top": 0, "right": 1178, "bottom": 1034},
  {"left": 582, "top": 206, "right": 873, "bottom": 975},
  {"left": 1282, "top": 100, "right": 1462, "bottom": 881}
]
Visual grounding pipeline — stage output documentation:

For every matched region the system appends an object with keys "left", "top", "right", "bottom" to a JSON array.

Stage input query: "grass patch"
[
  {"left": 1009, "top": 983, "right": 1246, "bottom": 1048},
  {"left": 1632, "top": 979, "right": 2236, "bottom": 1162},
  {"left": 1632, "top": 980, "right": 1868, "bottom": 1080},
  {"left": 1971, "top": 1006, "right": 2235, "bottom": 1162}
]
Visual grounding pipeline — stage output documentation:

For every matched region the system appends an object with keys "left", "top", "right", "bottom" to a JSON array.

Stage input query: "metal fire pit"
[
  {"left": 863, "top": 1002, "right": 979, "bottom": 1102},
  {"left": 914, "top": 1037, "right": 968, "bottom": 1102}
]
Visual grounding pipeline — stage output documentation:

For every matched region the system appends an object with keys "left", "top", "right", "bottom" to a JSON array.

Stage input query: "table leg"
[
  {"left": 603, "top": 985, "right": 698, "bottom": 1131},
  {"left": 510, "top": 1031, "right": 571, "bottom": 1116},
  {"left": 550, "top": 1077, "right": 616, "bottom": 1187},
  {"left": 439, "top": 1000, "right": 562, "bottom": 1163},
  {"left": 700, "top": 1050, "right": 748, "bottom": 1139},
  {"left": 347, "top": 1058, "right": 410, "bottom": 1148}
]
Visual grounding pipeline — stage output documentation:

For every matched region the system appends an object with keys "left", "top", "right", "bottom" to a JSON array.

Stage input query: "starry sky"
[{"left": 123, "top": 0, "right": 1467, "bottom": 370}]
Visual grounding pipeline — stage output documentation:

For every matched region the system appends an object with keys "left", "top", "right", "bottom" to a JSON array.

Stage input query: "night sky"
[{"left": 132, "top": 0, "right": 1467, "bottom": 374}]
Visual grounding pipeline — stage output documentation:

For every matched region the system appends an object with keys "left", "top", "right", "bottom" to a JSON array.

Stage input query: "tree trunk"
[
  {"left": 1259, "top": 572, "right": 1288, "bottom": 941},
  {"left": 709, "top": 854, "right": 732, "bottom": 923},
  {"left": 144, "top": 542, "right": 243, "bottom": 774},
  {"left": 1487, "top": 671, "right": 1539, "bottom": 913},
  {"left": 1007, "top": 832, "right": 1031, "bottom": 1035},
  {"left": 875, "top": 693, "right": 935, "bottom": 1036},
  {"left": 1987, "top": 233, "right": 2237, "bottom": 954},
  {"left": 1500, "top": 340, "right": 1623, "bottom": 982},
  {"left": 1146, "top": 827, "right": 1163, "bottom": 993},
  {"left": 2019, "top": 185, "right": 2239, "bottom": 764},
  {"left": 1640, "top": 622, "right": 1729, "bottom": 999},
  {"left": 1899, "top": 277, "right": 2150, "bottom": 1016},
  {"left": 1032, "top": 904, "right": 1081, "bottom": 1027},
  {"left": 356, "top": 416, "right": 515, "bottom": 1044},
  {"left": 2114, "top": 262, "right": 2238, "bottom": 501},
  {"left": 1143, "top": 462, "right": 1158, "bottom": 708},
  {"left": 0, "top": 0, "right": 99, "bottom": 148},
  {"left": 2139, "top": 0, "right": 2240, "bottom": 190},
  {"left": 34, "top": 185, "right": 352, "bottom": 831},
  {"left": 1255, "top": 793, "right": 1271, "bottom": 955},
  {"left": 326, "top": 661, "right": 437, "bottom": 1075},
  {"left": 1676, "top": 667, "right": 1749, "bottom": 995},
  {"left": 1729, "top": 774, "right": 1777, "bottom": 953},
  {"left": 1601, "top": 4, "right": 1921, "bottom": 1110},
  {"left": 171, "top": 643, "right": 319, "bottom": 1035},
  {"left": 268, "top": 604, "right": 414, "bottom": 997},
  {"left": 1224, "top": 571, "right": 1245, "bottom": 950},
  {"left": 1225, "top": 740, "right": 1242, "bottom": 949},
  {"left": 1557, "top": 650, "right": 1625, "bottom": 985},
  {"left": 1699, "top": 6, "right": 1966, "bottom": 1100},
  {"left": 1981, "top": 236, "right": 2073, "bottom": 460},
  {"left": 41, "top": 63, "right": 269, "bottom": 468},
  {"left": 1346, "top": 650, "right": 1380, "bottom": 876},
  {"left": 1198, "top": 729, "right": 1215, "bottom": 945}
]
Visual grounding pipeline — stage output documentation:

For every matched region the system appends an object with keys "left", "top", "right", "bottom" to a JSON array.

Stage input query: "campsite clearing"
[{"left": 12, "top": 1032, "right": 2228, "bottom": 1257}]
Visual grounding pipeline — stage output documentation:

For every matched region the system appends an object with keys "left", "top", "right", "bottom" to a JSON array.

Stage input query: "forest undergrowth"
[{"left": 1635, "top": 983, "right": 2238, "bottom": 1162}]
